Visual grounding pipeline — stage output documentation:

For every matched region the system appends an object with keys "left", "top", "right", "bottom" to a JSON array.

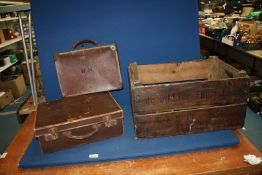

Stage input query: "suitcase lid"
[
  {"left": 35, "top": 92, "right": 122, "bottom": 137},
  {"left": 54, "top": 39, "right": 122, "bottom": 97}
]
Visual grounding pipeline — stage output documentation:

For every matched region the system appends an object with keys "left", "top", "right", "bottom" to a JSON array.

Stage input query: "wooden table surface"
[
  {"left": 248, "top": 50, "right": 262, "bottom": 60},
  {"left": 0, "top": 112, "right": 262, "bottom": 175},
  {"left": 200, "top": 34, "right": 262, "bottom": 59}
]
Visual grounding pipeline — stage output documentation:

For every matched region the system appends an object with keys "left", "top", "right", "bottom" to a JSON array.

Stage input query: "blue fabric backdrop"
[
  {"left": 31, "top": 0, "right": 200, "bottom": 107},
  {"left": 21, "top": 2, "right": 241, "bottom": 169}
]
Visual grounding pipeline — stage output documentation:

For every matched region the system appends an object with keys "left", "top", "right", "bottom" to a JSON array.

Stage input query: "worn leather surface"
[
  {"left": 36, "top": 92, "right": 121, "bottom": 131},
  {"left": 35, "top": 92, "right": 123, "bottom": 154},
  {"left": 55, "top": 44, "right": 122, "bottom": 97}
]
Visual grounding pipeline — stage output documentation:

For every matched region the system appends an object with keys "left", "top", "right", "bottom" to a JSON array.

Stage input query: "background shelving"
[
  {"left": 0, "top": 35, "right": 28, "bottom": 49},
  {"left": 0, "top": 16, "right": 26, "bottom": 22},
  {"left": 0, "top": 59, "right": 18, "bottom": 73}
]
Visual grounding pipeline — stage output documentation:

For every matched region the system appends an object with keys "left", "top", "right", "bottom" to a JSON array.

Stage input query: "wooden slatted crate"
[{"left": 128, "top": 58, "right": 249, "bottom": 139}]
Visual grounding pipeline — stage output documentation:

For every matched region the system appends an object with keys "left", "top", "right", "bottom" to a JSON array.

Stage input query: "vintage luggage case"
[
  {"left": 128, "top": 57, "right": 250, "bottom": 138},
  {"left": 35, "top": 39, "right": 123, "bottom": 154},
  {"left": 35, "top": 92, "right": 123, "bottom": 154},
  {"left": 54, "top": 39, "right": 122, "bottom": 97}
]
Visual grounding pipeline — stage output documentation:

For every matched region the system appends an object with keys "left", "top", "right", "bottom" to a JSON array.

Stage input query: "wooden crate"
[{"left": 128, "top": 58, "right": 249, "bottom": 138}]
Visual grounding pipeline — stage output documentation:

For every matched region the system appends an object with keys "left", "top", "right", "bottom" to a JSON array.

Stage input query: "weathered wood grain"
[
  {"left": 132, "top": 78, "right": 249, "bottom": 113},
  {"left": 135, "top": 103, "right": 246, "bottom": 138},
  {"left": 134, "top": 59, "right": 210, "bottom": 84},
  {"left": 128, "top": 58, "right": 250, "bottom": 138}
]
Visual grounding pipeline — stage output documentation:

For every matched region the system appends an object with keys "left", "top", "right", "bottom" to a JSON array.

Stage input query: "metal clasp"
[
  {"left": 110, "top": 45, "right": 116, "bottom": 51},
  {"left": 44, "top": 127, "right": 58, "bottom": 141},
  {"left": 103, "top": 115, "right": 117, "bottom": 127}
]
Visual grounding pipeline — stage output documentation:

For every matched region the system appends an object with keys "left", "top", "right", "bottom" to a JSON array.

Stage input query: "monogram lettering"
[{"left": 81, "top": 67, "right": 93, "bottom": 74}]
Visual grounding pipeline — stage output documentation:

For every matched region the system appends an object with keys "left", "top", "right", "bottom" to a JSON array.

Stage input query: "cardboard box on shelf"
[
  {"left": 0, "top": 90, "right": 14, "bottom": 109},
  {"left": 222, "top": 36, "right": 234, "bottom": 46},
  {"left": 22, "top": 60, "right": 41, "bottom": 85},
  {"left": 2, "top": 28, "right": 17, "bottom": 40},
  {"left": 238, "top": 21, "right": 262, "bottom": 35},
  {"left": 0, "top": 75, "right": 26, "bottom": 99},
  {"left": 0, "top": 30, "right": 5, "bottom": 44}
]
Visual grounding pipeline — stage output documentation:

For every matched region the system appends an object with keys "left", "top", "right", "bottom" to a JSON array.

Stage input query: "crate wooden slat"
[{"left": 135, "top": 103, "right": 246, "bottom": 138}]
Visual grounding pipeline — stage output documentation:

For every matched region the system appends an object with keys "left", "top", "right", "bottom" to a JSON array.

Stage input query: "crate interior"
[{"left": 130, "top": 58, "right": 247, "bottom": 85}]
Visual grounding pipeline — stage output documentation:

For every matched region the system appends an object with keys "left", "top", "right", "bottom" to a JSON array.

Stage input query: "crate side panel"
[
  {"left": 135, "top": 103, "right": 246, "bottom": 138},
  {"left": 132, "top": 78, "right": 249, "bottom": 113},
  {"left": 218, "top": 59, "right": 247, "bottom": 79},
  {"left": 137, "top": 59, "right": 210, "bottom": 84}
]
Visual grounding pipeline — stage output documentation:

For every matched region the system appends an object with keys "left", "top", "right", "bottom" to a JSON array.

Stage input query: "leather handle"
[
  {"left": 63, "top": 125, "right": 99, "bottom": 140},
  {"left": 72, "top": 39, "right": 98, "bottom": 49}
]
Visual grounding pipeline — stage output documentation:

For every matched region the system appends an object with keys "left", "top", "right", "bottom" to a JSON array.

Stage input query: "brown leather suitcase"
[
  {"left": 35, "top": 92, "right": 123, "bottom": 154},
  {"left": 35, "top": 39, "right": 123, "bottom": 154},
  {"left": 54, "top": 39, "right": 122, "bottom": 97}
]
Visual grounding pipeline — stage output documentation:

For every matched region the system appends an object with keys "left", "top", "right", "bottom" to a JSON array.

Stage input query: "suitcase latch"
[
  {"left": 103, "top": 115, "right": 117, "bottom": 127},
  {"left": 44, "top": 127, "right": 58, "bottom": 141}
]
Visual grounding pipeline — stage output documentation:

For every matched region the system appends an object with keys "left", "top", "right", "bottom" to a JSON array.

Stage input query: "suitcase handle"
[
  {"left": 72, "top": 39, "right": 98, "bottom": 49},
  {"left": 63, "top": 124, "right": 100, "bottom": 140}
]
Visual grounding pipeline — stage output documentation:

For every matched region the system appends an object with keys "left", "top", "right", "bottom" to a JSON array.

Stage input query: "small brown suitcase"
[
  {"left": 54, "top": 39, "right": 122, "bottom": 97},
  {"left": 35, "top": 92, "right": 123, "bottom": 154},
  {"left": 35, "top": 39, "right": 124, "bottom": 154}
]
